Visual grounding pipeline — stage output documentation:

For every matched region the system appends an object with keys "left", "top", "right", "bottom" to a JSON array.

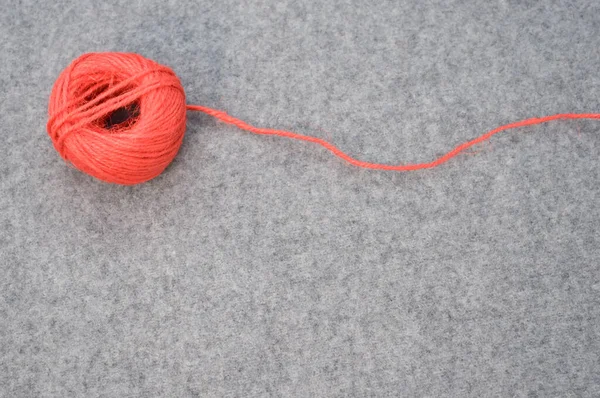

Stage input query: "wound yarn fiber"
[
  {"left": 48, "top": 52, "right": 600, "bottom": 185},
  {"left": 48, "top": 52, "right": 186, "bottom": 185}
]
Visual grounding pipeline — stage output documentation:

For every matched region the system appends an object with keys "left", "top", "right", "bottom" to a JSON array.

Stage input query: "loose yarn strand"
[
  {"left": 187, "top": 105, "right": 600, "bottom": 171},
  {"left": 48, "top": 52, "right": 600, "bottom": 185}
]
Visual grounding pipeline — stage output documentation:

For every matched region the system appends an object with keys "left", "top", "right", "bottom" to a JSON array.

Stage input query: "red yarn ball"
[
  {"left": 47, "top": 52, "right": 187, "bottom": 185},
  {"left": 48, "top": 53, "right": 600, "bottom": 184}
]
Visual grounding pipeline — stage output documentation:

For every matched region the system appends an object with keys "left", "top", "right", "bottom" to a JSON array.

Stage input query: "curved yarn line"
[{"left": 187, "top": 105, "right": 600, "bottom": 171}]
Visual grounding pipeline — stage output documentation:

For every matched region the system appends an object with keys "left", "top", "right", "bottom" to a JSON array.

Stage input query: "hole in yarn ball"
[
  {"left": 103, "top": 102, "right": 141, "bottom": 130},
  {"left": 78, "top": 82, "right": 141, "bottom": 131}
]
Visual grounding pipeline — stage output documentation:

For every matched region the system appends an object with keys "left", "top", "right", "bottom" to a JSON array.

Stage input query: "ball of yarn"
[
  {"left": 48, "top": 53, "right": 600, "bottom": 183},
  {"left": 47, "top": 52, "right": 187, "bottom": 185}
]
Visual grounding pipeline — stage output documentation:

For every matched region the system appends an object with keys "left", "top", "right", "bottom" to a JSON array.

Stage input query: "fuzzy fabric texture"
[{"left": 1, "top": 0, "right": 600, "bottom": 396}]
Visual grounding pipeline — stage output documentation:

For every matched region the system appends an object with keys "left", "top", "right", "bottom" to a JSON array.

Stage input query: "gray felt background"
[{"left": 1, "top": 0, "right": 600, "bottom": 397}]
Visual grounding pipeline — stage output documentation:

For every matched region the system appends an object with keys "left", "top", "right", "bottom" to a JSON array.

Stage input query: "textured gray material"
[{"left": 1, "top": 0, "right": 600, "bottom": 396}]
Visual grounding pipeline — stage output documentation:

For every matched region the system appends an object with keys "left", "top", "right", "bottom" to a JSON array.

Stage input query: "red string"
[
  {"left": 49, "top": 53, "right": 600, "bottom": 185},
  {"left": 188, "top": 105, "right": 600, "bottom": 171}
]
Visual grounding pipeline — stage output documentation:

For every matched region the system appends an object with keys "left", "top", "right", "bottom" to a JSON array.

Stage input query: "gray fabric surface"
[{"left": 2, "top": 0, "right": 600, "bottom": 396}]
